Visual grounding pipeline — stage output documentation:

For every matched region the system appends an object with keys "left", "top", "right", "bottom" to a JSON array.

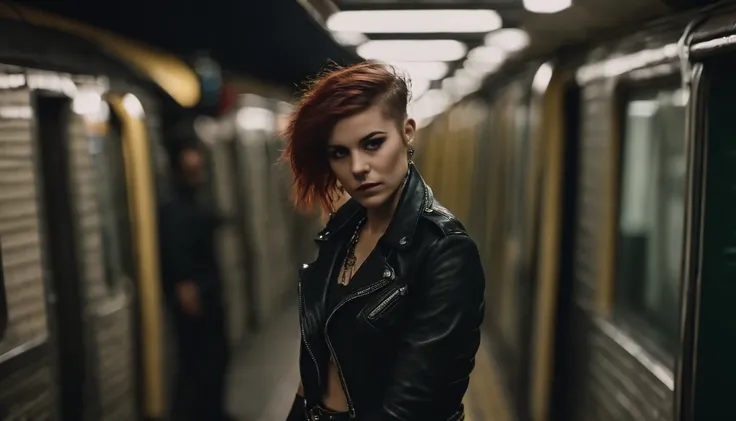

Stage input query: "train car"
[
  {"left": 0, "top": 13, "right": 184, "bottom": 421},
  {"left": 0, "top": 4, "right": 321, "bottom": 421},
  {"left": 415, "top": 1, "right": 736, "bottom": 421}
]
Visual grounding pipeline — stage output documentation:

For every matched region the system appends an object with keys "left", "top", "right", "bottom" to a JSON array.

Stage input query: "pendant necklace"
[{"left": 339, "top": 217, "right": 366, "bottom": 286}]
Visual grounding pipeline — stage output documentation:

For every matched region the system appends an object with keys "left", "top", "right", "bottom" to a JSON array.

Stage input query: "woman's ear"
[{"left": 404, "top": 117, "right": 417, "bottom": 145}]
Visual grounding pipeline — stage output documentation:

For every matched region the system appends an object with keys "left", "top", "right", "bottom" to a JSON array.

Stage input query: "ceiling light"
[
  {"left": 409, "top": 89, "right": 450, "bottom": 128},
  {"left": 484, "top": 28, "right": 530, "bottom": 52},
  {"left": 467, "top": 46, "right": 506, "bottom": 65},
  {"left": 443, "top": 71, "right": 483, "bottom": 100},
  {"left": 463, "top": 59, "right": 503, "bottom": 77},
  {"left": 532, "top": 62, "right": 553, "bottom": 93},
  {"left": 523, "top": 0, "right": 572, "bottom": 14},
  {"left": 237, "top": 107, "right": 276, "bottom": 132},
  {"left": 327, "top": 9, "right": 502, "bottom": 34},
  {"left": 410, "top": 78, "right": 431, "bottom": 101},
  {"left": 332, "top": 31, "right": 368, "bottom": 46},
  {"left": 358, "top": 40, "right": 467, "bottom": 62},
  {"left": 463, "top": 60, "right": 490, "bottom": 77},
  {"left": 392, "top": 61, "right": 449, "bottom": 81}
]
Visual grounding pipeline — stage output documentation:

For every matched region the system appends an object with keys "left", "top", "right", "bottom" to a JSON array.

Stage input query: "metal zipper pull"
[{"left": 367, "top": 285, "right": 408, "bottom": 320}]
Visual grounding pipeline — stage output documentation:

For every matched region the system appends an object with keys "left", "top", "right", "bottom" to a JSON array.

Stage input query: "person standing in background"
[{"left": 158, "top": 143, "right": 235, "bottom": 421}]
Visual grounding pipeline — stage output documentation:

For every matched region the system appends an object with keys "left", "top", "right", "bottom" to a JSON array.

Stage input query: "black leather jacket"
[{"left": 297, "top": 163, "right": 486, "bottom": 421}]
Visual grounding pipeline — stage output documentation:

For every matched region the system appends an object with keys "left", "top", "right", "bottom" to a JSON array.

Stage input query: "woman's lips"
[{"left": 356, "top": 182, "right": 381, "bottom": 192}]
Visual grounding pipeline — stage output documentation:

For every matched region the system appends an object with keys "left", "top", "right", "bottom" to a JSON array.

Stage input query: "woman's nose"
[{"left": 350, "top": 154, "right": 370, "bottom": 177}]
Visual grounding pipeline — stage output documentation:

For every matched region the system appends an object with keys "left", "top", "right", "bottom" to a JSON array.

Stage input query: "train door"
[
  {"left": 549, "top": 73, "right": 581, "bottom": 421},
  {"left": 35, "top": 93, "right": 88, "bottom": 421},
  {"left": 676, "top": 53, "right": 736, "bottom": 421},
  {"left": 527, "top": 66, "right": 581, "bottom": 421}
]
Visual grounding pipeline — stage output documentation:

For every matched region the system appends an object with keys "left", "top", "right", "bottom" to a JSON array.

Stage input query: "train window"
[
  {"left": 88, "top": 110, "right": 134, "bottom": 290},
  {"left": 615, "top": 85, "right": 687, "bottom": 352}
]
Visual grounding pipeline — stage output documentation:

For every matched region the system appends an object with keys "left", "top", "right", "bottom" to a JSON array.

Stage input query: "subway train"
[
  {"left": 414, "top": 1, "right": 736, "bottom": 421},
  {"left": 0, "top": 3, "right": 318, "bottom": 421}
]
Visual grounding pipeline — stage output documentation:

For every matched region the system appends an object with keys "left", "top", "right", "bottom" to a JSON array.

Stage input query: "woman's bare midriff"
[
  {"left": 323, "top": 362, "right": 349, "bottom": 411},
  {"left": 297, "top": 363, "right": 349, "bottom": 412}
]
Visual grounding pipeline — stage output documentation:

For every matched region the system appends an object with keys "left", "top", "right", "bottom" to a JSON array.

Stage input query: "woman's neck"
[{"left": 364, "top": 179, "right": 405, "bottom": 236}]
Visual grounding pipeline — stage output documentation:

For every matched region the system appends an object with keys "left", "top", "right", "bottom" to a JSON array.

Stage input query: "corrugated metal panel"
[
  {"left": 67, "top": 113, "right": 136, "bottom": 421},
  {"left": 0, "top": 349, "right": 56, "bottom": 421},
  {"left": 0, "top": 89, "right": 48, "bottom": 354},
  {"left": 0, "top": 88, "right": 57, "bottom": 420}
]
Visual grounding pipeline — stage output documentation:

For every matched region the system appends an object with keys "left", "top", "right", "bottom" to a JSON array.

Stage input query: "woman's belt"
[{"left": 305, "top": 403, "right": 351, "bottom": 421}]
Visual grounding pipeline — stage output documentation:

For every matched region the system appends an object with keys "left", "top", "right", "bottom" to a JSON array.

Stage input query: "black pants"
[{"left": 171, "top": 298, "right": 230, "bottom": 421}]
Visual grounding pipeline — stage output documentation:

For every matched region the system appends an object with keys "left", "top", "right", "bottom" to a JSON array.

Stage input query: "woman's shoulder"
[
  {"left": 416, "top": 200, "right": 470, "bottom": 242},
  {"left": 413, "top": 201, "right": 485, "bottom": 296}
]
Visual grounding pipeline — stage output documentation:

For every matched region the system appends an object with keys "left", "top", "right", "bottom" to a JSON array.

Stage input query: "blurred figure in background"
[{"left": 158, "top": 143, "right": 234, "bottom": 421}]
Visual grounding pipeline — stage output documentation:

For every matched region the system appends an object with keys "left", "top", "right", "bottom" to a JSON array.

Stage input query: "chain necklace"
[
  {"left": 337, "top": 170, "right": 410, "bottom": 286},
  {"left": 339, "top": 217, "right": 366, "bottom": 286}
]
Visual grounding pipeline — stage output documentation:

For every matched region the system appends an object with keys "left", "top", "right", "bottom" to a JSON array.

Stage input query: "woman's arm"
[{"left": 366, "top": 234, "right": 486, "bottom": 421}]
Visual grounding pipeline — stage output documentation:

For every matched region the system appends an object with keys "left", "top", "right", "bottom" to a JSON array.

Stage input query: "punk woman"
[{"left": 282, "top": 61, "right": 486, "bottom": 421}]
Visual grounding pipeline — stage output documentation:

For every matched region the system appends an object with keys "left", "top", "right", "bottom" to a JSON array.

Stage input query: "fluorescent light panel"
[
  {"left": 410, "top": 78, "right": 430, "bottom": 101},
  {"left": 523, "top": 0, "right": 572, "bottom": 14},
  {"left": 484, "top": 28, "right": 530, "bottom": 52},
  {"left": 409, "top": 89, "right": 450, "bottom": 128},
  {"left": 392, "top": 61, "right": 448, "bottom": 81},
  {"left": 358, "top": 40, "right": 467, "bottom": 62},
  {"left": 332, "top": 31, "right": 368, "bottom": 46},
  {"left": 467, "top": 46, "right": 506, "bottom": 65},
  {"left": 463, "top": 58, "right": 503, "bottom": 77},
  {"left": 327, "top": 9, "right": 502, "bottom": 34}
]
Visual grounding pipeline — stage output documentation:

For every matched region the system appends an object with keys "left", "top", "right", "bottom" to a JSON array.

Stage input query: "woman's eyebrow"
[{"left": 328, "top": 130, "right": 388, "bottom": 148}]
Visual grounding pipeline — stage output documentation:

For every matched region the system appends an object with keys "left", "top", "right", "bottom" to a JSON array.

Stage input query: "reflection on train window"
[
  {"left": 88, "top": 110, "right": 134, "bottom": 290},
  {"left": 615, "top": 86, "right": 686, "bottom": 352}
]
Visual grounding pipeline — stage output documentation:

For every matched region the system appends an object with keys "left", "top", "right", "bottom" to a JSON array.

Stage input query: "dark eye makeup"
[{"left": 327, "top": 133, "right": 386, "bottom": 159}]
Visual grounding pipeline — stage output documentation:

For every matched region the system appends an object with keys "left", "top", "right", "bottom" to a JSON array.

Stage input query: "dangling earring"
[{"left": 407, "top": 146, "right": 415, "bottom": 163}]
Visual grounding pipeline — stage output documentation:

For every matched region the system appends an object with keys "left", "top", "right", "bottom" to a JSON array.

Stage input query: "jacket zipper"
[
  {"left": 298, "top": 280, "right": 321, "bottom": 386},
  {"left": 324, "top": 278, "right": 391, "bottom": 418},
  {"left": 367, "top": 285, "right": 408, "bottom": 320}
]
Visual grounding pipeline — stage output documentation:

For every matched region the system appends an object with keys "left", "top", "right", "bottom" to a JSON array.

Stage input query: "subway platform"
[{"left": 225, "top": 303, "right": 511, "bottom": 421}]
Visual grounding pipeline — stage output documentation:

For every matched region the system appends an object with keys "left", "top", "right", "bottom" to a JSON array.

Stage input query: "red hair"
[{"left": 281, "top": 61, "right": 410, "bottom": 214}]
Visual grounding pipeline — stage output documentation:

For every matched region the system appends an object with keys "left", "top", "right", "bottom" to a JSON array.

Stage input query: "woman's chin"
[{"left": 354, "top": 194, "right": 389, "bottom": 210}]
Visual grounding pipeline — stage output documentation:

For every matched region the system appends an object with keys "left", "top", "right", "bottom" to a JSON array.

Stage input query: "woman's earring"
[{"left": 407, "top": 147, "right": 415, "bottom": 162}]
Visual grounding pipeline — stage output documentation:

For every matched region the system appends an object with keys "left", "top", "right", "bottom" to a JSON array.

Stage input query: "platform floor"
[
  {"left": 225, "top": 303, "right": 512, "bottom": 421},
  {"left": 226, "top": 303, "right": 301, "bottom": 421}
]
